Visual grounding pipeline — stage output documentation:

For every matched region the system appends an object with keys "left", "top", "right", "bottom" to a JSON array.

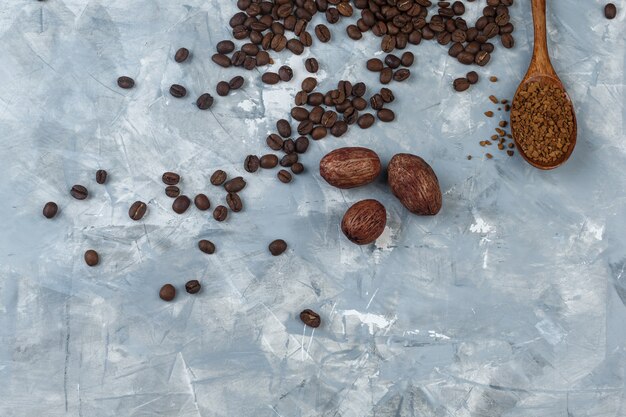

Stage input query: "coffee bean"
[
  {"left": 352, "top": 82, "right": 366, "bottom": 97},
  {"left": 307, "top": 92, "right": 324, "bottom": 106},
  {"left": 165, "top": 186, "right": 180, "bottom": 198},
  {"left": 267, "top": 134, "right": 284, "bottom": 150},
  {"left": 291, "top": 107, "right": 309, "bottom": 121},
  {"left": 185, "top": 280, "right": 201, "bottom": 294},
  {"left": 291, "top": 162, "right": 304, "bottom": 174},
  {"left": 457, "top": 51, "right": 475, "bottom": 65},
  {"left": 308, "top": 106, "right": 323, "bottom": 123},
  {"left": 311, "top": 126, "right": 328, "bottom": 140},
  {"left": 466, "top": 71, "right": 479, "bottom": 84},
  {"left": 214, "top": 81, "right": 229, "bottom": 97},
  {"left": 128, "top": 201, "right": 147, "bottom": 221},
  {"left": 196, "top": 93, "right": 214, "bottom": 110},
  {"left": 330, "top": 121, "right": 348, "bottom": 137},
  {"left": 385, "top": 54, "right": 401, "bottom": 69},
  {"left": 366, "top": 58, "right": 384, "bottom": 72},
  {"left": 117, "top": 76, "right": 134, "bottom": 89},
  {"left": 297, "top": 120, "right": 314, "bottom": 135},
  {"left": 162, "top": 172, "right": 180, "bottom": 185},
  {"left": 213, "top": 205, "right": 228, "bottom": 222},
  {"left": 400, "top": 51, "right": 414, "bottom": 67},
  {"left": 305, "top": 58, "right": 319, "bottom": 73},
  {"left": 262, "top": 72, "right": 281, "bottom": 84},
  {"left": 337, "top": 1, "right": 353, "bottom": 16},
  {"left": 326, "top": 7, "right": 340, "bottom": 24},
  {"left": 380, "top": 67, "right": 393, "bottom": 84},
  {"left": 475, "top": 51, "right": 491, "bottom": 66},
  {"left": 481, "top": 42, "right": 495, "bottom": 53},
  {"left": 347, "top": 24, "right": 362, "bottom": 40},
  {"left": 210, "top": 170, "right": 227, "bottom": 186},
  {"left": 170, "top": 84, "right": 187, "bottom": 98},
  {"left": 228, "top": 76, "right": 244, "bottom": 90},
  {"left": 370, "top": 94, "right": 384, "bottom": 110},
  {"left": 300, "top": 309, "right": 321, "bottom": 328},
  {"left": 96, "top": 169, "right": 107, "bottom": 184},
  {"left": 301, "top": 77, "right": 317, "bottom": 93},
  {"left": 352, "top": 97, "right": 367, "bottom": 110},
  {"left": 380, "top": 88, "right": 395, "bottom": 103},
  {"left": 605, "top": 3, "right": 617, "bottom": 19},
  {"left": 241, "top": 43, "right": 258, "bottom": 56},
  {"left": 175, "top": 47, "right": 189, "bottom": 63},
  {"left": 256, "top": 50, "right": 270, "bottom": 66},
  {"left": 280, "top": 153, "right": 298, "bottom": 167},
  {"left": 172, "top": 195, "right": 191, "bottom": 214},
  {"left": 393, "top": 68, "right": 411, "bottom": 81},
  {"left": 357, "top": 113, "right": 375, "bottom": 129},
  {"left": 287, "top": 39, "right": 305, "bottom": 55},
  {"left": 212, "top": 53, "right": 232, "bottom": 67},
  {"left": 244, "top": 155, "right": 260, "bottom": 173},
  {"left": 198, "top": 239, "right": 215, "bottom": 254},
  {"left": 277, "top": 119, "right": 292, "bottom": 137},
  {"left": 231, "top": 51, "right": 245, "bottom": 66},
  {"left": 315, "top": 24, "right": 331, "bottom": 42},
  {"left": 295, "top": 136, "right": 309, "bottom": 153},
  {"left": 226, "top": 192, "right": 243, "bottom": 212},
  {"left": 294, "top": 19, "right": 307, "bottom": 36},
  {"left": 70, "top": 185, "right": 88, "bottom": 200},
  {"left": 269, "top": 239, "right": 287, "bottom": 256},
  {"left": 277, "top": 169, "right": 292, "bottom": 183},
  {"left": 449, "top": 42, "right": 464, "bottom": 57},
  {"left": 260, "top": 154, "right": 279, "bottom": 168},
  {"left": 453, "top": 77, "right": 470, "bottom": 92},
  {"left": 283, "top": 139, "right": 295, "bottom": 154},
  {"left": 159, "top": 284, "right": 176, "bottom": 302},
  {"left": 84, "top": 249, "right": 99, "bottom": 267},
  {"left": 224, "top": 177, "right": 246, "bottom": 193},
  {"left": 194, "top": 194, "right": 211, "bottom": 211},
  {"left": 43, "top": 202, "right": 58, "bottom": 219},
  {"left": 501, "top": 33, "right": 514, "bottom": 49},
  {"left": 381, "top": 34, "right": 396, "bottom": 52},
  {"left": 244, "top": 55, "right": 256, "bottom": 69},
  {"left": 377, "top": 108, "right": 395, "bottom": 122},
  {"left": 321, "top": 110, "right": 338, "bottom": 128},
  {"left": 452, "top": 1, "right": 465, "bottom": 15},
  {"left": 216, "top": 40, "right": 235, "bottom": 54},
  {"left": 295, "top": 91, "right": 308, "bottom": 106},
  {"left": 279, "top": 66, "right": 294, "bottom": 82}
]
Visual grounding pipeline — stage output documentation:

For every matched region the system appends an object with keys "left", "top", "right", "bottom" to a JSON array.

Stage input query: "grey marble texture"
[{"left": 1, "top": 1, "right": 625, "bottom": 416}]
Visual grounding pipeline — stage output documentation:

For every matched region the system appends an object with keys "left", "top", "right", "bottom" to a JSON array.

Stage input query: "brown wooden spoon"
[{"left": 511, "top": 0, "right": 577, "bottom": 170}]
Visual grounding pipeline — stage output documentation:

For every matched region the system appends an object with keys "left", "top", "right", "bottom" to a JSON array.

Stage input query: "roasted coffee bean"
[
  {"left": 269, "top": 239, "right": 287, "bottom": 256},
  {"left": 366, "top": 58, "right": 384, "bottom": 72},
  {"left": 315, "top": 24, "right": 331, "bottom": 42},
  {"left": 483, "top": 22, "right": 499, "bottom": 38},
  {"left": 336, "top": 100, "right": 351, "bottom": 113},
  {"left": 198, "top": 239, "right": 216, "bottom": 254},
  {"left": 175, "top": 47, "right": 189, "bottom": 63},
  {"left": 481, "top": 42, "right": 495, "bottom": 53},
  {"left": 347, "top": 24, "right": 362, "bottom": 40},
  {"left": 393, "top": 68, "right": 411, "bottom": 81},
  {"left": 194, "top": 194, "right": 211, "bottom": 211},
  {"left": 159, "top": 284, "right": 176, "bottom": 302},
  {"left": 216, "top": 40, "right": 235, "bottom": 54},
  {"left": 437, "top": 31, "right": 452, "bottom": 45},
  {"left": 84, "top": 249, "right": 99, "bottom": 267},
  {"left": 330, "top": 121, "right": 348, "bottom": 137},
  {"left": 297, "top": 120, "right": 314, "bottom": 135},
  {"left": 213, "top": 205, "right": 228, "bottom": 222},
  {"left": 280, "top": 153, "right": 298, "bottom": 167},
  {"left": 277, "top": 169, "right": 292, "bottom": 183},
  {"left": 170, "top": 84, "right": 187, "bottom": 98},
  {"left": 242, "top": 155, "right": 260, "bottom": 173},
  {"left": 605, "top": 3, "right": 617, "bottom": 19},
  {"left": 287, "top": 39, "right": 305, "bottom": 55},
  {"left": 309, "top": 106, "right": 324, "bottom": 123},
  {"left": 453, "top": 77, "right": 470, "bottom": 92},
  {"left": 377, "top": 108, "right": 395, "bottom": 122},
  {"left": 321, "top": 110, "right": 338, "bottom": 128},
  {"left": 278, "top": 65, "right": 294, "bottom": 82},
  {"left": 162, "top": 172, "right": 180, "bottom": 185},
  {"left": 500, "top": 22, "right": 515, "bottom": 34},
  {"left": 229, "top": 76, "right": 245, "bottom": 90},
  {"left": 326, "top": 7, "right": 340, "bottom": 24},
  {"left": 172, "top": 195, "right": 191, "bottom": 214},
  {"left": 352, "top": 82, "right": 366, "bottom": 97},
  {"left": 452, "top": 1, "right": 465, "bottom": 15},
  {"left": 352, "top": 96, "right": 367, "bottom": 110},
  {"left": 70, "top": 185, "right": 88, "bottom": 200},
  {"left": 117, "top": 76, "right": 134, "bottom": 89},
  {"left": 294, "top": 19, "right": 307, "bottom": 36},
  {"left": 212, "top": 53, "right": 232, "bottom": 67},
  {"left": 295, "top": 136, "right": 310, "bottom": 153},
  {"left": 43, "top": 202, "right": 58, "bottom": 219},
  {"left": 458, "top": 51, "right": 475, "bottom": 65},
  {"left": 400, "top": 51, "right": 414, "bottom": 67},
  {"left": 216, "top": 81, "right": 230, "bottom": 97},
  {"left": 224, "top": 177, "right": 246, "bottom": 193},
  {"left": 226, "top": 192, "right": 243, "bottom": 212},
  {"left": 300, "top": 309, "right": 321, "bottom": 328},
  {"left": 267, "top": 134, "right": 284, "bottom": 150},
  {"left": 277, "top": 119, "right": 292, "bottom": 137},
  {"left": 465, "top": 41, "right": 481, "bottom": 54},
  {"left": 185, "top": 280, "right": 201, "bottom": 294},
  {"left": 260, "top": 154, "right": 279, "bottom": 168},
  {"left": 244, "top": 57, "right": 257, "bottom": 70},
  {"left": 165, "top": 186, "right": 180, "bottom": 198},
  {"left": 475, "top": 51, "right": 491, "bottom": 66},
  {"left": 270, "top": 33, "right": 288, "bottom": 51},
  {"left": 210, "top": 170, "right": 227, "bottom": 186},
  {"left": 337, "top": 1, "right": 353, "bottom": 16},
  {"left": 301, "top": 77, "right": 317, "bottom": 93},
  {"left": 305, "top": 58, "right": 319, "bottom": 73},
  {"left": 256, "top": 50, "right": 270, "bottom": 66},
  {"left": 466, "top": 71, "right": 479, "bottom": 84},
  {"left": 241, "top": 43, "right": 259, "bottom": 56},
  {"left": 196, "top": 93, "right": 214, "bottom": 110},
  {"left": 380, "top": 67, "right": 393, "bottom": 84},
  {"left": 307, "top": 92, "right": 324, "bottom": 106},
  {"left": 295, "top": 90, "right": 308, "bottom": 105},
  {"left": 96, "top": 169, "right": 107, "bottom": 184},
  {"left": 357, "top": 113, "right": 375, "bottom": 129},
  {"left": 381, "top": 34, "right": 396, "bottom": 52},
  {"left": 291, "top": 107, "right": 309, "bottom": 121},
  {"left": 370, "top": 94, "right": 384, "bottom": 110},
  {"left": 449, "top": 42, "right": 464, "bottom": 57},
  {"left": 385, "top": 54, "right": 401, "bottom": 69},
  {"left": 261, "top": 72, "right": 281, "bottom": 84},
  {"left": 380, "top": 88, "right": 395, "bottom": 103},
  {"left": 129, "top": 201, "right": 147, "bottom": 220},
  {"left": 501, "top": 33, "right": 514, "bottom": 49},
  {"left": 291, "top": 162, "right": 304, "bottom": 174},
  {"left": 283, "top": 139, "right": 296, "bottom": 154}
]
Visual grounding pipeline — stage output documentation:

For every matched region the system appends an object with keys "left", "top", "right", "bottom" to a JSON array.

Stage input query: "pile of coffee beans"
[
  {"left": 366, "top": 51, "right": 414, "bottom": 84},
  {"left": 159, "top": 280, "right": 203, "bottom": 301}
]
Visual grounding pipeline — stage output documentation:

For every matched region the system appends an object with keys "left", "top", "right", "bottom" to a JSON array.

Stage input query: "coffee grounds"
[{"left": 511, "top": 81, "right": 574, "bottom": 164}]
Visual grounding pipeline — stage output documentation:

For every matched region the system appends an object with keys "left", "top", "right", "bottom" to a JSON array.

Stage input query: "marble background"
[{"left": 0, "top": 0, "right": 625, "bottom": 416}]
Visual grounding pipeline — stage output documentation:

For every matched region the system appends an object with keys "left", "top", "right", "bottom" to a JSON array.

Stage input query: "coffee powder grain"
[{"left": 511, "top": 81, "right": 574, "bottom": 164}]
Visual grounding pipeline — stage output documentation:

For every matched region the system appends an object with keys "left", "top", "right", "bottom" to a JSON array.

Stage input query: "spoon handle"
[{"left": 529, "top": 0, "right": 556, "bottom": 76}]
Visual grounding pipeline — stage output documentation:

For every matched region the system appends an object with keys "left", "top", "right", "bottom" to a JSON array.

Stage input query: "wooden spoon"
[{"left": 511, "top": 0, "right": 577, "bottom": 170}]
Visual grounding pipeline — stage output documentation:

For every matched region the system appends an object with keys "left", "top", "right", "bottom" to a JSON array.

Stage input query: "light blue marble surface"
[{"left": 0, "top": 1, "right": 625, "bottom": 416}]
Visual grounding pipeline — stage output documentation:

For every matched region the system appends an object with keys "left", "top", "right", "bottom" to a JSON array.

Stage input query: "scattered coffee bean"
[
  {"left": 277, "top": 169, "right": 292, "bottom": 183},
  {"left": 244, "top": 155, "right": 260, "bottom": 173},
  {"left": 301, "top": 77, "right": 317, "bottom": 93},
  {"left": 185, "top": 280, "right": 201, "bottom": 294},
  {"left": 269, "top": 239, "right": 287, "bottom": 256},
  {"left": 226, "top": 192, "right": 243, "bottom": 212},
  {"left": 165, "top": 186, "right": 180, "bottom": 198},
  {"left": 291, "top": 162, "right": 304, "bottom": 174},
  {"left": 70, "top": 185, "right": 88, "bottom": 200},
  {"left": 210, "top": 170, "right": 227, "bottom": 186},
  {"left": 276, "top": 119, "right": 292, "bottom": 137},
  {"left": 262, "top": 72, "right": 281, "bottom": 84},
  {"left": 380, "top": 67, "right": 393, "bottom": 84},
  {"left": 305, "top": 58, "right": 319, "bottom": 73},
  {"left": 174, "top": 47, "right": 189, "bottom": 63},
  {"left": 280, "top": 153, "right": 298, "bottom": 167},
  {"left": 224, "top": 177, "right": 246, "bottom": 193},
  {"left": 366, "top": 58, "right": 384, "bottom": 72},
  {"left": 401, "top": 52, "right": 415, "bottom": 67},
  {"left": 286, "top": 39, "right": 305, "bottom": 55},
  {"left": 213, "top": 205, "right": 228, "bottom": 222},
  {"left": 291, "top": 107, "right": 309, "bottom": 121},
  {"left": 117, "top": 76, "right": 134, "bottom": 89},
  {"left": 315, "top": 24, "right": 331, "bottom": 42},
  {"left": 159, "top": 284, "right": 176, "bottom": 302},
  {"left": 490, "top": 76, "right": 498, "bottom": 82},
  {"left": 370, "top": 94, "right": 384, "bottom": 110},
  {"left": 377, "top": 108, "right": 395, "bottom": 122},
  {"left": 194, "top": 194, "right": 211, "bottom": 211},
  {"left": 43, "top": 202, "right": 58, "bottom": 219},
  {"left": 605, "top": 3, "right": 617, "bottom": 19},
  {"left": 267, "top": 134, "right": 284, "bottom": 150},
  {"left": 84, "top": 249, "right": 99, "bottom": 267},
  {"left": 385, "top": 54, "right": 401, "bottom": 69},
  {"left": 196, "top": 93, "right": 214, "bottom": 110},
  {"left": 216, "top": 81, "right": 230, "bottom": 96},
  {"left": 453, "top": 77, "right": 470, "bottom": 92},
  {"left": 260, "top": 154, "right": 279, "bottom": 168},
  {"left": 170, "top": 84, "right": 187, "bottom": 98},
  {"left": 129, "top": 201, "right": 147, "bottom": 220},
  {"left": 172, "top": 195, "right": 191, "bottom": 214},
  {"left": 467, "top": 71, "right": 479, "bottom": 85},
  {"left": 311, "top": 126, "right": 328, "bottom": 140},
  {"left": 212, "top": 53, "right": 232, "bottom": 67},
  {"left": 295, "top": 136, "right": 309, "bottom": 153},
  {"left": 96, "top": 169, "right": 107, "bottom": 184},
  {"left": 283, "top": 138, "right": 296, "bottom": 153},
  {"left": 256, "top": 51, "right": 270, "bottom": 66},
  {"left": 216, "top": 40, "right": 235, "bottom": 54},
  {"left": 229, "top": 76, "right": 245, "bottom": 90},
  {"left": 330, "top": 121, "right": 348, "bottom": 137},
  {"left": 198, "top": 239, "right": 216, "bottom": 254},
  {"left": 279, "top": 65, "right": 294, "bottom": 82},
  {"left": 393, "top": 69, "right": 411, "bottom": 82},
  {"left": 357, "top": 113, "right": 375, "bottom": 129},
  {"left": 300, "top": 309, "right": 321, "bottom": 328},
  {"left": 347, "top": 24, "right": 362, "bottom": 40}
]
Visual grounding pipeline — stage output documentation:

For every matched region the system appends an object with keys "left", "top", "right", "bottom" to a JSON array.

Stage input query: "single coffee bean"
[
  {"left": 301, "top": 77, "right": 317, "bottom": 93},
  {"left": 84, "top": 249, "right": 99, "bottom": 267},
  {"left": 213, "top": 205, "right": 228, "bottom": 222},
  {"left": 185, "top": 280, "right": 201, "bottom": 294},
  {"left": 165, "top": 186, "right": 180, "bottom": 198},
  {"left": 129, "top": 201, "right": 147, "bottom": 220},
  {"left": 347, "top": 24, "right": 362, "bottom": 40},
  {"left": 366, "top": 58, "right": 384, "bottom": 72},
  {"left": 315, "top": 24, "right": 331, "bottom": 42},
  {"left": 605, "top": 3, "right": 617, "bottom": 19},
  {"left": 291, "top": 107, "right": 309, "bottom": 121},
  {"left": 393, "top": 68, "right": 411, "bottom": 81},
  {"left": 159, "top": 284, "right": 176, "bottom": 302},
  {"left": 270, "top": 33, "right": 288, "bottom": 51},
  {"left": 291, "top": 162, "right": 304, "bottom": 174},
  {"left": 226, "top": 192, "right": 243, "bottom": 212},
  {"left": 295, "top": 136, "right": 309, "bottom": 153},
  {"left": 321, "top": 110, "right": 338, "bottom": 128},
  {"left": 381, "top": 34, "right": 396, "bottom": 53},
  {"left": 352, "top": 82, "right": 366, "bottom": 97},
  {"left": 174, "top": 47, "right": 189, "bottom": 63},
  {"left": 380, "top": 67, "right": 393, "bottom": 84},
  {"left": 297, "top": 120, "right": 314, "bottom": 135},
  {"left": 117, "top": 76, "right": 134, "bottom": 89},
  {"left": 172, "top": 195, "right": 191, "bottom": 214},
  {"left": 212, "top": 53, "right": 232, "bottom": 67},
  {"left": 475, "top": 51, "right": 491, "bottom": 66},
  {"left": 500, "top": 33, "right": 514, "bottom": 49},
  {"left": 256, "top": 50, "right": 270, "bottom": 66},
  {"left": 216, "top": 81, "right": 230, "bottom": 96},
  {"left": 261, "top": 72, "right": 281, "bottom": 84},
  {"left": 330, "top": 121, "right": 348, "bottom": 137},
  {"left": 70, "top": 185, "right": 88, "bottom": 200},
  {"left": 269, "top": 239, "right": 287, "bottom": 256},
  {"left": 224, "top": 177, "right": 246, "bottom": 193},
  {"left": 308, "top": 106, "right": 323, "bottom": 123},
  {"left": 198, "top": 239, "right": 216, "bottom": 254},
  {"left": 294, "top": 19, "right": 307, "bottom": 36},
  {"left": 453, "top": 77, "right": 470, "bottom": 92},
  {"left": 380, "top": 88, "right": 395, "bottom": 103},
  {"left": 307, "top": 92, "right": 324, "bottom": 106},
  {"left": 244, "top": 155, "right": 260, "bottom": 173},
  {"left": 482, "top": 42, "right": 495, "bottom": 53},
  {"left": 300, "top": 31, "right": 313, "bottom": 47},
  {"left": 231, "top": 51, "right": 245, "bottom": 66},
  {"left": 278, "top": 65, "right": 294, "bottom": 82},
  {"left": 96, "top": 169, "right": 107, "bottom": 184},
  {"left": 352, "top": 97, "right": 367, "bottom": 110},
  {"left": 196, "top": 93, "right": 214, "bottom": 110},
  {"left": 277, "top": 169, "right": 292, "bottom": 183},
  {"left": 280, "top": 153, "right": 298, "bottom": 167},
  {"left": 210, "top": 170, "right": 227, "bottom": 186},
  {"left": 43, "top": 202, "right": 58, "bottom": 219},
  {"left": 457, "top": 51, "right": 475, "bottom": 65},
  {"left": 267, "top": 134, "right": 284, "bottom": 150},
  {"left": 259, "top": 154, "right": 278, "bottom": 169},
  {"left": 305, "top": 57, "right": 319, "bottom": 73},
  {"left": 451, "top": 29, "right": 467, "bottom": 43},
  {"left": 400, "top": 51, "right": 415, "bottom": 67},
  {"left": 370, "top": 94, "right": 384, "bottom": 110},
  {"left": 377, "top": 108, "right": 395, "bottom": 122},
  {"left": 162, "top": 172, "right": 180, "bottom": 185},
  {"left": 448, "top": 42, "right": 464, "bottom": 58},
  {"left": 286, "top": 39, "right": 305, "bottom": 55},
  {"left": 216, "top": 40, "right": 235, "bottom": 54},
  {"left": 357, "top": 113, "right": 375, "bottom": 129},
  {"left": 283, "top": 139, "right": 296, "bottom": 154},
  {"left": 170, "top": 84, "right": 187, "bottom": 98},
  {"left": 276, "top": 119, "right": 292, "bottom": 137},
  {"left": 385, "top": 54, "right": 401, "bottom": 69},
  {"left": 452, "top": 1, "right": 465, "bottom": 15},
  {"left": 300, "top": 309, "right": 321, "bottom": 328},
  {"left": 241, "top": 43, "right": 259, "bottom": 56},
  {"left": 311, "top": 126, "right": 328, "bottom": 140},
  {"left": 194, "top": 194, "right": 211, "bottom": 211},
  {"left": 229, "top": 76, "right": 245, "bottom": 90},
  {"left": 466, "top": 71, "right": 479, "bottom": 84},
  {"left": 295, "top": 90, "right": 308, "bottom": 105}
]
